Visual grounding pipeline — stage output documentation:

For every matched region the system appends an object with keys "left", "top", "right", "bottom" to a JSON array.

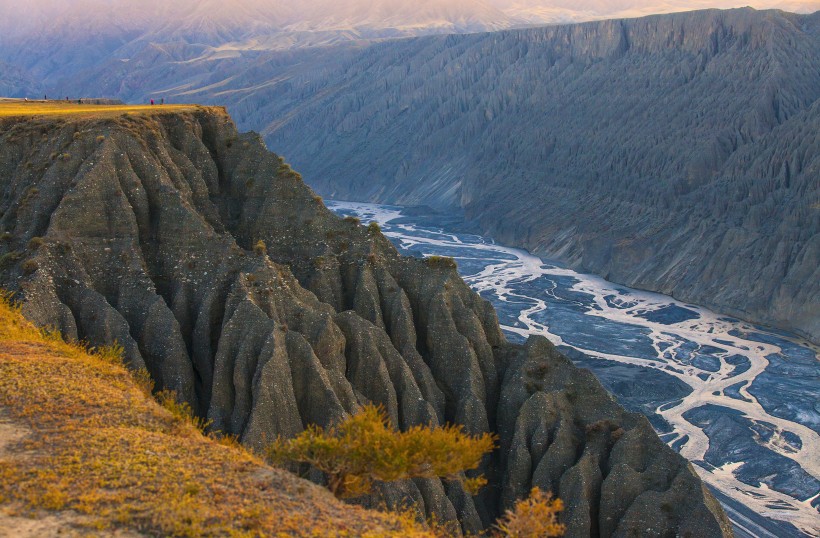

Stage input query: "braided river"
[{"left": 329, "top": 201, "right": 820, "bottom": 538}]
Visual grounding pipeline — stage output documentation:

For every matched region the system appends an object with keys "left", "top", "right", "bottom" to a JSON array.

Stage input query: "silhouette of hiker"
[
  {"left": 150, "top": 99, "right": 155, "bottom": 105},
  {"left": 160, "top": 98, "right": 164, "bottom": 105}
]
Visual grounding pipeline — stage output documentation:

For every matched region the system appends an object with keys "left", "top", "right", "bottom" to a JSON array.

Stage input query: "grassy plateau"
[{"left": 0, "top": 100, "right": 204, "bottom": 118}]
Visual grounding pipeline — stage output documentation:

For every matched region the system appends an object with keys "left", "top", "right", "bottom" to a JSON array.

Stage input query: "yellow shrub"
[
  {"left": 268, "top": 405, "right": 496, "bottom": 498},
  {"left": 495, "top": 488, "right": 565, "bottom": 538}
]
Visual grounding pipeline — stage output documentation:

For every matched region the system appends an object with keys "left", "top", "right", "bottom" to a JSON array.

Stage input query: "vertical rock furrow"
[
  {"left": 285, "top": 330, "right": 351, "bottom": 428},
  {"left": 208, "top": 294, "right": 274, "bottom": 435},
  {"left": 190, "top": 278, "right": 236, "bottom": 412},
  {"left": 351, "top": 263, "right": 386, "bottom": 330},
  {"left": 335, "top": 311, "right": 437, "bottom": 429},
  {"left": 375, "top": 265, "right": 446, "bottom": 423},
  {"left": 335, "top": 311, "right": 401, "bottom": 424},
  {"left": 304, "top": 258, "right": 345, "bottom": 312},
  {"left": 424, "top": 291, "right": 490, "bottom": 432}
]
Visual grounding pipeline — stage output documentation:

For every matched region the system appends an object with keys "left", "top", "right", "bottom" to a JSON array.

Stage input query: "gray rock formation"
[
  {"left": 0, "top": 107, "right": 732, "bottom": 536},
  {"left": 212, "top": 8, "right": 818, "bottom": 343}
]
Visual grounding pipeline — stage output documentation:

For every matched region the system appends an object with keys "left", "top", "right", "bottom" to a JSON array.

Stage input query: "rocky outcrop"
[
  {"left": 0, "top": 107, "right": 732, "bottom": 536},
  {"left": 200, "top": 8, "right": 817, "bottom": 344}
]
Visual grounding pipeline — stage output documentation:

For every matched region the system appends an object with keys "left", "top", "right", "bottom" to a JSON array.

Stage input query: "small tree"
[
  {"left": 495, "top": 488, "right": 565, "bottom": 538},
  {"left": 268, "top": 405, "right": 495, "bottom": 498}
]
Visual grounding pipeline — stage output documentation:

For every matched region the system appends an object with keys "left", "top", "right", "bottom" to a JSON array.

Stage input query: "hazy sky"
[{"left": 0, "top": 0, "right": 817, "bottom": 38}]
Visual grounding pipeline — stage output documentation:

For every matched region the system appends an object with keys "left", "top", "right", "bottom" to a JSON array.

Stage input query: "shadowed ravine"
[{"left": 0, "top": 107, "right": 733, "bottom": 536}]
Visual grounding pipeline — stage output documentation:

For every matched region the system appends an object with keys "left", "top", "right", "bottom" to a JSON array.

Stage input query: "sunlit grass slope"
[
  {"left": 0, "top": 295, "right": 432, "bottom": 537},
  {"left": 0, "top": 100, "right": 203, "bottom": 118}
]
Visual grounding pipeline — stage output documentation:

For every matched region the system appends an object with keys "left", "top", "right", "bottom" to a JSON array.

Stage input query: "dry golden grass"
[
  {"left": 0, "top": 294, "right": 434, "bottom": 537},
  {"left": 0, "top": 100, "right": 205, "bottom": 119}
]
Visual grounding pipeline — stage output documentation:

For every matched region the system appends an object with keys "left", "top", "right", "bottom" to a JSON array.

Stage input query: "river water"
[{"left": 328, "top": 201, "right": 820, "bottom": 537}]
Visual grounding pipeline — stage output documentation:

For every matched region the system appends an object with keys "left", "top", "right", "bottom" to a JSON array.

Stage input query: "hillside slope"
[
  {"left": 225, "top": 8, "right": 820, "bottom": 343},
  {"left": 0, "top": 103, "right": 732, "bottom": 536},
  {"left": 0, "top": 295, "right": 430, "bottom": 537}
]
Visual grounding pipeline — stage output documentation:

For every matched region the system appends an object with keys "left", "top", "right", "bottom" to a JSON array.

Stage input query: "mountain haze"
[
  {"left": 0, "top": 0, "right": 510, "bottom": 91},
  {"left": 3, "top": 0, "right": 817, "bottom": 38},
  {"left": 493, "top": 1, "right": 820, "bottom": 23},
  {"left": 0, "top": 0, "right": 513, "bottom": 39},
  {"left": 1, "top": 1, "right": 818, "bottom": 84}
]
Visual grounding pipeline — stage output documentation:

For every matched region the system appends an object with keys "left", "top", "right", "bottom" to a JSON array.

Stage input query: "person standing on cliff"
[{"left": 150, "top": 99, "right": 155, "bottom": 105}]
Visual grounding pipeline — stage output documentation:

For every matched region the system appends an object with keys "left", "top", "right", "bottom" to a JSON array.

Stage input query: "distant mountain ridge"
[
  {"left": 2, "top": 0, "right": 817, "bottom": 40},
  {"left": 494, "top": 0, "right": 820, "bottom": 23},
  {"left": 0, "top": 0, "right": 510, "bottom": 90},
  {"left": 1, "top": 1, "right": 818, "bottom": 94}
]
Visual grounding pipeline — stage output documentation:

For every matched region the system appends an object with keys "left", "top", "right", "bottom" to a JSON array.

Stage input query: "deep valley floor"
[{"left": 329, "top": 201, "right": 820, "bottom": 538}]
